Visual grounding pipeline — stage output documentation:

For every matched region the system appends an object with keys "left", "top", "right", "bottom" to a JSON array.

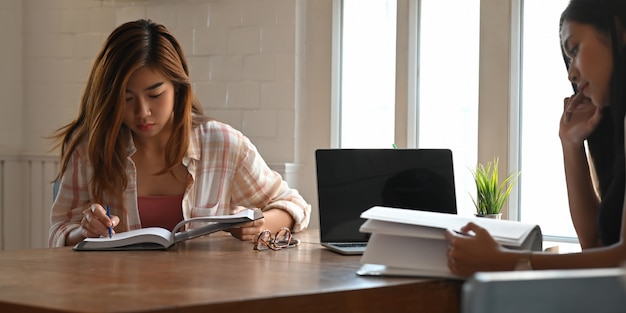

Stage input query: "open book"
[
  {"left": 73, "top": 208, "right": 263, "bottom": 251},
  {"left": 356, "top": 206, "right": 542, "bottom": 280}
]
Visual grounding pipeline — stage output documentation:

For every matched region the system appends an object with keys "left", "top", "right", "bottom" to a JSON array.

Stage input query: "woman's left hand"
[
  {"left": 223, "top": 207, "right": 265, "bottom": 241},
  {"left": 444, "top": 222, "right": 506, "bottom": 277}
]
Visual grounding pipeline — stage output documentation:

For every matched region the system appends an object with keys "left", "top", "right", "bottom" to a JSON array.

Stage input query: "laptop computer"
[{"left": 315, "top": 148, "right": 457, "bottom": 255}]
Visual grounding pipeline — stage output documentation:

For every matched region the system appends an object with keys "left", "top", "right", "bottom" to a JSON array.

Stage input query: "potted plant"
[{"left": 470, "top": 157, "right": 520, "bottom": 219}]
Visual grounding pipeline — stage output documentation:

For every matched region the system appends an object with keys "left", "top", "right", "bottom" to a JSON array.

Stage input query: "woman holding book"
[
  {"left": 48, "top": 19, "right": 310, "bottom": 247},
  {"left": 445, "top": 0, "right": 626, "bottom": 276}
]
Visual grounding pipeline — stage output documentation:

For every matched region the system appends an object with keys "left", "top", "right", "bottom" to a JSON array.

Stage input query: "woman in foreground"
[{"left": 49, "top": 19, "right": 310, "bottom": 247}]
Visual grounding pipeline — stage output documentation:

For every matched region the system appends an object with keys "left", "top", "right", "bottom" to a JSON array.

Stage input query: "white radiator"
[{"left": 0, "top": 155, "right": 58, "bottom": 250}]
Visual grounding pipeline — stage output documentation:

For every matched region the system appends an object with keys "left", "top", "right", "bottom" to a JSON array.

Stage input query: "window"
[
  {"left": 338, "top": 0, "right": 479, "bottom": 215},
  {"left": 518, "top": 0, "right": 576, "bottom": 240},
  {"left": 418, "top": 0, "right": 479, "bottom": 216},
  {"left": 339, "top": 0, "right": 397, "bottom": 148},
  {"left": 337, "top": 0, "right": 577, "bottom": 241}
]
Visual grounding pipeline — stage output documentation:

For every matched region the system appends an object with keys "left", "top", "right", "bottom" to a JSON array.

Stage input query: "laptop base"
[{"left": 321, "top": 242, "right": 367, "bottom": 255}]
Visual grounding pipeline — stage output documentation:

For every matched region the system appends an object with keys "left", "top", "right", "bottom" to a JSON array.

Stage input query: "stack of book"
[{"left": 357, "top": 206, "right": 542, "bottom": 279}]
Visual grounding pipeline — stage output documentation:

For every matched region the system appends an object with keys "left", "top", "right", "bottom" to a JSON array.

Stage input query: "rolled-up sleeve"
[{"left": 233, "top": 141, "right": 311, "bottom": 232}]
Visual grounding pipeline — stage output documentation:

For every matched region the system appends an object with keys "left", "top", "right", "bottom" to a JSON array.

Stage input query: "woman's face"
[
  {"left": 123, "top": 66, "right": 176, "bottom": 142},
  {"left": 561, "top": 20, "right": 613, "bottom": 108}
]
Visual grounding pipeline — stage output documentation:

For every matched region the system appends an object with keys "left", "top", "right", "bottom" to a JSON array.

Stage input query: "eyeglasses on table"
[{"left": 253, "top": 227, "right": 300, "bottom": 251}]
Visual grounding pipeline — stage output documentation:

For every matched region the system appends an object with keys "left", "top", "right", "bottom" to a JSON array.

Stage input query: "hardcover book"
[
  {"left": 73, "top": 208, "right": 263, "bottom": 251},
  {"left": 356, "top": 206, "right": 542, "bottom": 279}
]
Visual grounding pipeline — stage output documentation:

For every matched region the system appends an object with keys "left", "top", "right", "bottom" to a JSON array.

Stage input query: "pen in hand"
[{"left": 106, "top": 205, "right": 112, "bottom": 238}]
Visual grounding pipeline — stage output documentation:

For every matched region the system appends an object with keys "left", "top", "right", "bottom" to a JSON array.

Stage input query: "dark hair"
[
  {"left": 52, "top": 20, "right": 209, "bottom": 217},
  {"left": 560, "top": 0, "right": 626, "bottom": 244}
]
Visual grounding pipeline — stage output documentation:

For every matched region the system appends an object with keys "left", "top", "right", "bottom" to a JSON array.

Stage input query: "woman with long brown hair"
[
  {"left": 49, "top": 19, "right": 310, "bottom": 247},
  {"left": 445, "top": 0, "right": 626, "bottom": 276}
]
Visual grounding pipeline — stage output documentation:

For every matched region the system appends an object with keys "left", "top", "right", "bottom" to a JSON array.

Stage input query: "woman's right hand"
[
  {"left": 444, "top": 222, "right": 509, "bottom": 277},
  {"left": 79, "top": 203, "right": 119, "bottom": 238},
  {"left": 66, "top": 203, "right": 120, "bottom": 246},
  {"left": 559, "top": 92, "right": 602, "bottom": 146}
]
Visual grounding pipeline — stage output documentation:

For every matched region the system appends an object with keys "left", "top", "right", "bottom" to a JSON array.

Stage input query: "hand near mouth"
[
  {"left": 563, "top": 91, "right": 590, "bottom": 123},
  {"left": 560, "top": 92, "right": 602, "bottom": 145}
]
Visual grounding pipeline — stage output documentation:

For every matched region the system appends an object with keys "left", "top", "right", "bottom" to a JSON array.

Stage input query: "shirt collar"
[{"left": 124, "top": 128, "right": 198, "bottom": 162}]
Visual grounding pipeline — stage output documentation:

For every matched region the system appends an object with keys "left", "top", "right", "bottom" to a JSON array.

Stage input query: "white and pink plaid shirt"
[{"left": 49, "top": 120, "right": 311, "bottom": 247}]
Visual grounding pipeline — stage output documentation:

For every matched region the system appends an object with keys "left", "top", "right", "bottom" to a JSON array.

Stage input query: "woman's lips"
[
  {"left": 137, "top": 123, "right": 154, "bottom": 131},
  {"left": 578, "top": 82, "right": 588, "bottom": 95}
]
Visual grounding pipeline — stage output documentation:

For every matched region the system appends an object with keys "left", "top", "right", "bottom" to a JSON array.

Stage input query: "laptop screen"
[{"left": 315, "top": 149, "right": 457, "bottom": 243}]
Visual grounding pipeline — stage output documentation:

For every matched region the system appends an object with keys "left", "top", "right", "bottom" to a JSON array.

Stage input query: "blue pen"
[{"left": 106, "top": 205, "right": 112, "bottom": 238}]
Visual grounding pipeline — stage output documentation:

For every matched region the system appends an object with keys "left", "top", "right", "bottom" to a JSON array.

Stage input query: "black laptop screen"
[{"left": 315, "top": 149, "right": 457, "bottom": 242}]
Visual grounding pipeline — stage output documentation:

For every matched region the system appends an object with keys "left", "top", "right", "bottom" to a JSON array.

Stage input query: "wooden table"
[{"left": 0, "top": 230, "right": 462, "bottom": 313}]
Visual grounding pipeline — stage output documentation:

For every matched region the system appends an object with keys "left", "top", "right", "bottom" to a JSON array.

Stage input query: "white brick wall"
[{"left": 16, "top": 0, "right": 297, "bottom": 164}]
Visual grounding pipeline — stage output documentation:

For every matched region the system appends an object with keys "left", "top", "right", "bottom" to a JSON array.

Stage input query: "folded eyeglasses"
[{"left": 253, "top": 227, "right": 300, "bottom": 251}]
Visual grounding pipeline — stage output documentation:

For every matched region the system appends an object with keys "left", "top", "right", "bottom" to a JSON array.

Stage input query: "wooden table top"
[{"left": 0, "top": 230, "right": 462, "bottom": 313}]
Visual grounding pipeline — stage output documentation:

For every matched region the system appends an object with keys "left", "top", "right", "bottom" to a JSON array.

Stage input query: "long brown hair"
[{"left": 52, "top": 19, "right": 208, "bottom": 206}]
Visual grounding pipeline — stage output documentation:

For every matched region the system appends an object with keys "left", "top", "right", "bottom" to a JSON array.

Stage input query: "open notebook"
[{"left": 315, "top": 148, "right": 457, "bottom": 255}]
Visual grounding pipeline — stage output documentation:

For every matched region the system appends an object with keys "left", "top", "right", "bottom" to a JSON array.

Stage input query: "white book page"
[
  {"left": 171, "top": 208, "right": 261, "bottom": 234},
  {"left": 76, "top": 208, "right": 263, "bottom": 250},
  {"left": 360, "top": 219, "right": 445, "bottom": 240},
  {"left": 81, "top": 227, "right": 173, "bottom": 247}
]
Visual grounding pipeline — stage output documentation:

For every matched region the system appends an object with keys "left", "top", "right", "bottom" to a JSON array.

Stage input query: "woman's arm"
[
  {"left": 559, "top": 95, "right": 603, "bottom": 248},
  {"left": 195, "top": 121, "right": 311, "bottom": 238},
  {"left": 230, "top": 134, "right": 311, "bottom": 233},
  {"left": 562, "top": 143, "right": 601, "bottom": 248},
  {"left": 446, "top": 221, "right": 626, "bottom": 277},
  {"left": 49, "top": 147, "right": 119, "bottom": 247},
  {"left": 49, "top": 149, "right": 89, "bottom": 247}
]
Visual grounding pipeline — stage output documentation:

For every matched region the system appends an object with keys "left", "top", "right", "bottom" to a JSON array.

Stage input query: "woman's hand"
[
  {"left": 79, "top": 203, "right": 120, "bottom": 238},
  {"left": 559, "top": 92, "right": 602, "bottom": 146},
  {"left": 444, "top": 222, "right": 509, "bottom": 277},
  {"left": 224, "top": 207, "right": 265, "bottom": 241}
]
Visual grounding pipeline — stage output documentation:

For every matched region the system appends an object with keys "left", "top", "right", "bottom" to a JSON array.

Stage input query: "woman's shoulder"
[
  {"left": 193, "top": 120, "right": 249, "bottom": 147},
  {"left": 195, "top": 120, "right": 244, "bottom": 137},
  {"left": 67, "top": 138, "right": 90, "bottom": 161}
]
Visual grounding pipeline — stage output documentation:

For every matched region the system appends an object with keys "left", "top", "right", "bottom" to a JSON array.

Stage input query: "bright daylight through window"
[
  {"left": 340, "top": 0, "right": 479, "bottom": 216},
  {"left": 339, "top": 0, "right": 396, "bottom": 149},
  {"left": 519, "top": 0, "right": 576, "bottom": 240}
]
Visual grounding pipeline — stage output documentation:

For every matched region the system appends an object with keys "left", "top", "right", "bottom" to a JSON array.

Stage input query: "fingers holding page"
[
  {"left": 224, "top": 217, "right": 265, "bottom": 241},
  {"left": 444, "top": 222, "right": 501, "bottom": 276}
]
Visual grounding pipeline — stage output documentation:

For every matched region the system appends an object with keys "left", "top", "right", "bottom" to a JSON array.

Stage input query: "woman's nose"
[
  {"left": 567, "top": 65, "right": 578, "bottom": 83},
  {"left": 134, "top": 99, "right": 151, "bottom": 117}
]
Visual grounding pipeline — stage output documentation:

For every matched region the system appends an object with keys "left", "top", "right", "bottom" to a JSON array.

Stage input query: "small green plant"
[{"left": 470, "top": 157, "right": 520, "bottom": 216}]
